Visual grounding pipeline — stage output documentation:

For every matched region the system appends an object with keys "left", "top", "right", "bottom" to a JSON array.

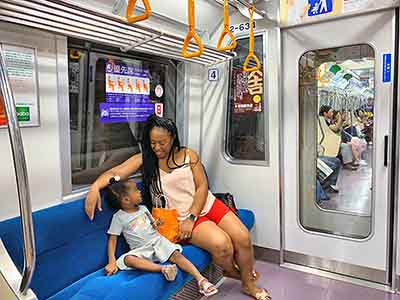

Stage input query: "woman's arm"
[
  {"left": 105, "top": 235, "right": 118, "bottom": 276},
  {"left": 179, "top": 149, "right": 209, "bottom": 240},
  {"left": 187, "top": 149, "right": 209, "bottom": 217},
  {"left": 85, "top": 153, "right": 143, "bottom": 220}
]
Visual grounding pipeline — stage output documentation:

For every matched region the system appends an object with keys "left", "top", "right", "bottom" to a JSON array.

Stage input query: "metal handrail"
[{"left": 0, "top": 45, "right": 36, "bottom": 294}]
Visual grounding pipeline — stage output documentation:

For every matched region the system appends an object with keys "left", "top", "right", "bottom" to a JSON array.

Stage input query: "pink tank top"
[{"left": 159, "top": 154, "right": 215, "bottom": 220}]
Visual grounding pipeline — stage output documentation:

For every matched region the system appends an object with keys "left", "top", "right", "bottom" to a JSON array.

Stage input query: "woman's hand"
[
  {"left": 105, "top": 262, "right": 118, "bottom": 276},
  {"left": 85, "top": 185, "right": 102, "bottom": 221},
  {"left": 179, "top": 218, "right": 195, "bottom": 240}
]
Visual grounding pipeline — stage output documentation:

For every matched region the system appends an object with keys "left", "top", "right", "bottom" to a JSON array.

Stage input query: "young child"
[{"left": 104, "top": 177, "right": 218, "bottom": 297}]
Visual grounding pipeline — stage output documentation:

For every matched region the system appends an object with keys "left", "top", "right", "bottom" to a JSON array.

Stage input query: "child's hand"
[
  {"left": 105, "top": 262, "right": 118, "bottom": 276},
  {"left": 152, "top": 218, "right": 164, "bottom": 230}
]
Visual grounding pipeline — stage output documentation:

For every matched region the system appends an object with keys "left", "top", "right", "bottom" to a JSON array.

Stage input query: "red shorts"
[{"left": 193, "top": 199, "right": 233, "bottom": 230}]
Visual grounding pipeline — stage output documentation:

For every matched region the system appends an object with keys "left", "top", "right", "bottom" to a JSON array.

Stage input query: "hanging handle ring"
[
  {"left": 217, "top": 0, "right": 237, "bottom": 52},
  {"left": 243, "top": 6, "right": 261, "bottom": 72},
  {"left": 182, "top": 0, "right": 204, "bottom": 58},
  {"left": 126, "top": 0, "right": 152, "bottom": 23}
]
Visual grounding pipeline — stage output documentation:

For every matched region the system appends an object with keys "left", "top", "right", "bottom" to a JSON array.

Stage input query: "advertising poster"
[
  {"left": 0, "top": 97, "right": 5, "bottom": 126},
  {"left": 101, "top": 61, "right": 155, "bottom": 124},
  {"left": 232, "top": 69, "right": 263, "bottom": 114},
  {"left": 0, "top": 44, "right": 40, "bottom": 128}
]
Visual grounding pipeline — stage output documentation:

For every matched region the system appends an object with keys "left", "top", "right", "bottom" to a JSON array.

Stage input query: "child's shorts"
[{"left": 116, "top": 236, "right": 183, "bottom": 270}]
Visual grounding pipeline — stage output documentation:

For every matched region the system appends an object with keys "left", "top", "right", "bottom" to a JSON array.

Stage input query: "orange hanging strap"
[
  {"left": 217, "top": 0, "right": 237, "bottom": 52},
  {"left": 126, "top": 0, "right": 152, "bottom": 24},
  {"left": 243, "top": 6, "right": 261, "bottom": 72},
  {"left": 182, "top": 0, "right": 204, "bottom": 59}
]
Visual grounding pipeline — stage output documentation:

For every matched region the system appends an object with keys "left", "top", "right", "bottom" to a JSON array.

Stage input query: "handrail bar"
[{"left": 0, "top": 45, "right": 36, "bottom": 295}]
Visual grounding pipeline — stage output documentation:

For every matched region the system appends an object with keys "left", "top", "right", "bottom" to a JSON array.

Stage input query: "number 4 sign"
[{"left": 208, "top": 68, "right": 219, "bottom": 81}]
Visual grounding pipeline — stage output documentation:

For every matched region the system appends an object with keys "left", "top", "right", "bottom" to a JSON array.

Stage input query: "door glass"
[{"left": 299, "top": 44, "right": 374, "bottom": 239}]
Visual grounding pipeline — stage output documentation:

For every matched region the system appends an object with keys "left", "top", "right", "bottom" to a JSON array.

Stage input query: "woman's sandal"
[
  {"left": 242, "top": 287, "right": 272, "bottom": 300},
  {"left": 161, "top": 264, "right": 177, "bottom": 282},
  {"left": 198, "top": 278, "right": 218, "bottom": 297}
]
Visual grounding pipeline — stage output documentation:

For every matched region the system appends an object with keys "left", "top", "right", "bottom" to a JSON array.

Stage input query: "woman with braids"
[{"left": 85, "top": 115, "right": 271, "bottom": 300}]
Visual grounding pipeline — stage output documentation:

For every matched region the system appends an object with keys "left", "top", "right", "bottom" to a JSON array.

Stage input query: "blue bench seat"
[{"left": 0, "top": 197, "right": 255, "bottom": 300}]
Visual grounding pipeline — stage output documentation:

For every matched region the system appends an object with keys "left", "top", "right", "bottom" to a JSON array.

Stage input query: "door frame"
[{"left": 278, "top": 8, "right": 400, "bottom": 289}]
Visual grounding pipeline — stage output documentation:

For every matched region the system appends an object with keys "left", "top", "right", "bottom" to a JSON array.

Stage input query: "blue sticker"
[
  {"left": 383, "top": 53, "right": 392, "bottom": 83},
  {"left": 308, "top": 0, "right": 333, "bottom": 16}
]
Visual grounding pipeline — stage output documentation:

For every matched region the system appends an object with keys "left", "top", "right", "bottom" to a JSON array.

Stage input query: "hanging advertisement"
[
  {"left": 280, "top": 0, "right": 396, "bottom": 26},
  {"left": 0, "top": 44, "right": 40, "bottom": 128},
  {"left": 232, "top": 69, "right": 263, "bottom": 114},
  {"left": 101, "top": 60, "right": 155, "bottom": 123}
]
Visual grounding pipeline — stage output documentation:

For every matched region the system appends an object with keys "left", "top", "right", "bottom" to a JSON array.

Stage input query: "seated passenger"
[
  {"left": 319, "top": 156, "right": 341, "bottom": 196},
  {"left": 104, "top": 177, "right": 218, "bottom": 297},
  {"left": 86, "top": 115, "right": 270, "bottom": 300}
]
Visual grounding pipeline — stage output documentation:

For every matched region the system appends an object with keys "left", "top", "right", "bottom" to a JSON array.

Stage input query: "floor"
[
  {"left": 319, "top": 146, "right": 372, "bottom": 216},
  {"left": 205, "top": 261, "right": 400, "bottom": 300}
]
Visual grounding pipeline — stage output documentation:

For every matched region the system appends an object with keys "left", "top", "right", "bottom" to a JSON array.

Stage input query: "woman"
[{"left": 85, "top": 115, "right": 270, "bottom": 300}]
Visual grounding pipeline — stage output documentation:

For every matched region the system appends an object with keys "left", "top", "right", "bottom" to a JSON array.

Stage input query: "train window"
[
  {"left": 225, "top": 34, "right": 268, "bottom": 163},
  {"left": 299, "top": 44, "right": 374, "bottom": 239},
  {"left": 68, "top": 49, "right": 177, "bottom": 190}
]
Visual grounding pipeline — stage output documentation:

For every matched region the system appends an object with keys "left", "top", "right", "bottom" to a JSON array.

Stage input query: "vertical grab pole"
[{"left": 0, "top": 46, "right": 36, "bottom": 294}]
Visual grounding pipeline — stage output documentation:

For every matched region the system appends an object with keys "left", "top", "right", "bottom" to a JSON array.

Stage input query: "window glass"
[
  {"left": 68, "top": 49, "right": 177, "bottom": 190},
  {"left": 299, "top": 44, "right": 374, "bottom": 239},
  {"left": 226, "top": 35, "right": 267, "bottom": 161}
]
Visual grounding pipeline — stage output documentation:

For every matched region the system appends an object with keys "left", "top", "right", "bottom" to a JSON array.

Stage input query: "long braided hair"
[{"left": 141, "top": 115, "right": 186, "bottom": 210}]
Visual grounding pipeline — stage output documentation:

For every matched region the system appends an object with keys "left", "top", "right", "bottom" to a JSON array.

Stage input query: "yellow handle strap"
[
  {"left": 217, "top": 0, "right": 237, "bottom": 52},
  {"left": 243, "top": 6, "right": 261, "bottom": 72},
  {"left": 126, "top": 0, "right": 152, "bottom": 23},
  {"left": 182, "top": 0, "right": 204, "bottom": 59}
]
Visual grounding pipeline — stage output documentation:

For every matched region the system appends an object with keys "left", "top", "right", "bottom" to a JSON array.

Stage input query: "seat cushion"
[{"left": 47, "top": 245, "right": 210, "bottom": 300}]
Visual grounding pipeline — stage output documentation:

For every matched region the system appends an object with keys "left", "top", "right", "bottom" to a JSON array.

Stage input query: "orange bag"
[{"left": 152, "top": 194, "right": 179, "bottom": 243}]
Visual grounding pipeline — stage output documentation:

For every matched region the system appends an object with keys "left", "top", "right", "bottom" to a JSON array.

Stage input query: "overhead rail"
[
  {"left": 0, "top": 0, "right": 235, "bottom": 66},
  {"left": 182, "top": 0, "right": 204, "bottom": 58},
  {"left": 213, "top": 0, "right": 266, "bottom": 19},
  {"left": 126, "top": 0, "right": 151, "bottom": 23},
  {"left": 0, "top": 46, "right": 36, "bottom": 295},
  {"left": 216, "top": 0, "right": 237, "bottom": 52},
  {"left": 243, "top": 5, "right": 260, "bottom": 72}
]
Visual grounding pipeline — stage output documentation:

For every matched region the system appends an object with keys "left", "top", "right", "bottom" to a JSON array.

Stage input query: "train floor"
[
  {"left": 204, "top": 261, "right": 399, "bottom": 300},
  {"left": 320, "top": 145, "right": 373, "bottom": 216}
]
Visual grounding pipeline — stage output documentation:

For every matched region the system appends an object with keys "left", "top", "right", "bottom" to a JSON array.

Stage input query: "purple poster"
[
  {"left": 100, "top": 103, "right": 155, "bottom": 123},
  {"left": 105, "top": 61, "right": 150, "bottom": 103}
]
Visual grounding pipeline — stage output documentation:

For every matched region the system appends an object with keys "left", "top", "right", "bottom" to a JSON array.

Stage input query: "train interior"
[{"left": 1, "top": 0, "right": 400, "bottom": 300}]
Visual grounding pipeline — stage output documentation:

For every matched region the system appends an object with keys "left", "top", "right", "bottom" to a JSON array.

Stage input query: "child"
[{"left": 104, "top": 177, "right": 218, "bottom": 297}]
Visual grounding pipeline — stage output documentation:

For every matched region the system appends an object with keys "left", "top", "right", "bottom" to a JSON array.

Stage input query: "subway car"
[{"left": 1, "top": 0, "right": 400, "bottom": 300}]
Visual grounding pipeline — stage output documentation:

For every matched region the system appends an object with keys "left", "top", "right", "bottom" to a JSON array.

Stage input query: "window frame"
[
  {"left": 60, "top": 41, "right": 180, "bottom": 198},
  {"left": 223, "top": 29, "right": 270, "bottom": 166}
]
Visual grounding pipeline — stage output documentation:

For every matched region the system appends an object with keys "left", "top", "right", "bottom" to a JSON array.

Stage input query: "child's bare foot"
[{"left": 161, "top": 264, "right": 177, "bottom": 282}]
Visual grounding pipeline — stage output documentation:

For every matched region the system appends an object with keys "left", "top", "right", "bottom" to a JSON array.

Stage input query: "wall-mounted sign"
[
  {"left": 280, "top": 0, "right": 392, "bottom": 26},
  {"left": 229, "top": 21, "right": 256, "bottom": 35},
  {"left": 208, "top": 68, "right": 219, "bottom": 81},
  {"left": 0, "top": 44, "right": 40, "bottom": 128},
  {"left": 382, "top": 53, "right": 392, "bottom": 83},
  {"left": 233, "top": 69, "right": 263, "bottom": 114}
]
